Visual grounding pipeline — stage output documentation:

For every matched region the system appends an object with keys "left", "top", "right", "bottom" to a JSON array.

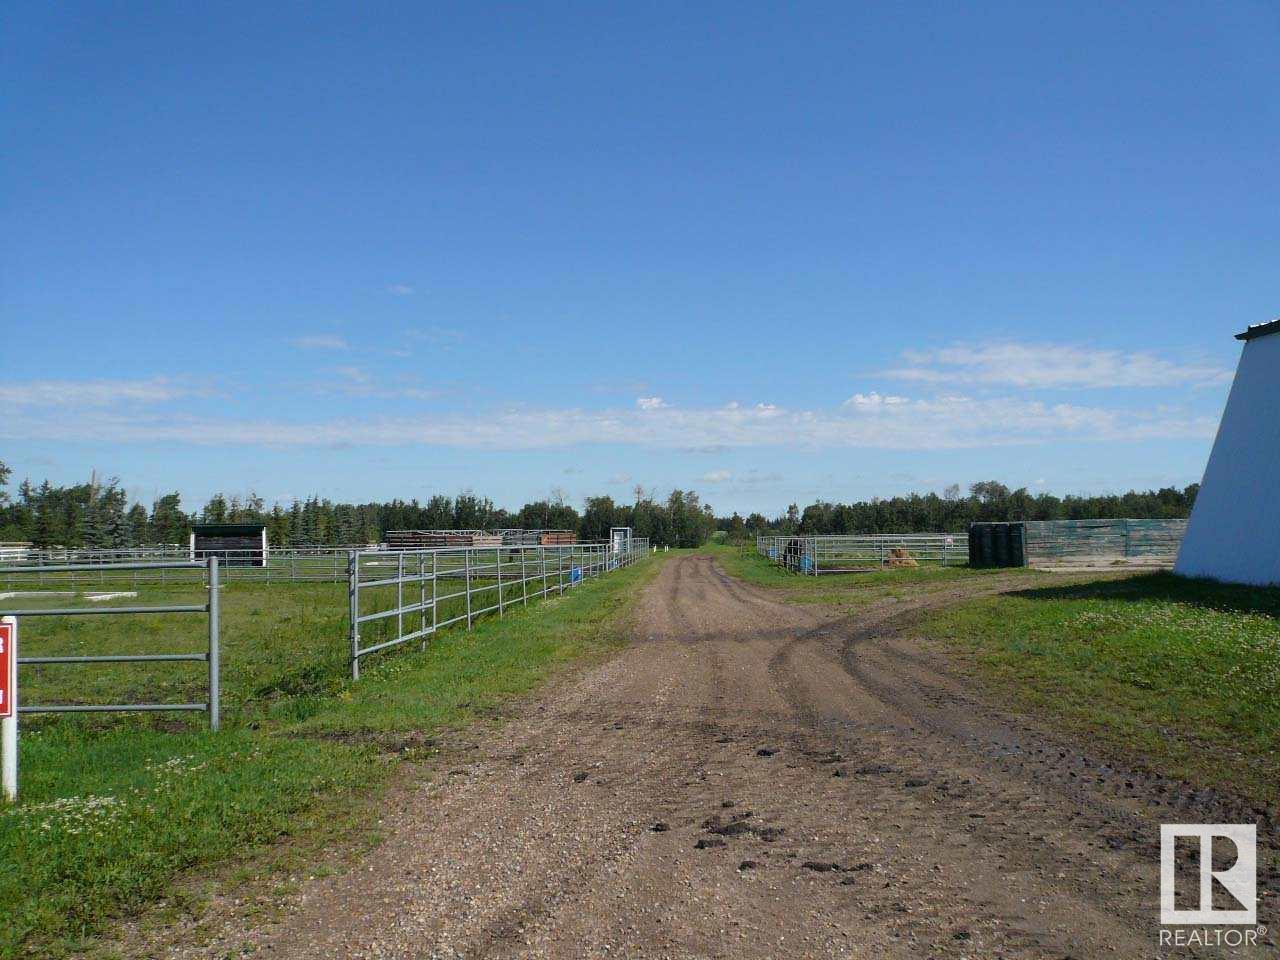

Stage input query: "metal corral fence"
[
  {"left": 969, "top": 519, "right": 1187, "bottom": 569},
  {"left": 349, "top": 539, "right": 649, "bottom": 678},
  {"left": 0, "top": 547, "right": 363, "bottom": 587},
  {"left": 0, "top": 558, "right": 222, "bottom": 729},
  {"left": 756, "top": 533, "right": 968, "bottom": 575}
]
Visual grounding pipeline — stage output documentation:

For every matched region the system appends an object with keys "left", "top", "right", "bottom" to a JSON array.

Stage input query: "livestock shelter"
[
  {"left": 1175, "top": 319, "right": 1280, "bottom": 586},
  {"left": 190, "top": 523, "right": 268, "bottom": 567}
]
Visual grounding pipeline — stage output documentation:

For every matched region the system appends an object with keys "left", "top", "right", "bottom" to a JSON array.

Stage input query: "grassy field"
[
  {"left": 0, "top": 556, "right": 660, "bottom": 957},
  {"left": 702, "top": 541, "right": 1035, "bottom": 609},
  {"left": 923, "top": 573, "right": 1280, "bottom": 806}
]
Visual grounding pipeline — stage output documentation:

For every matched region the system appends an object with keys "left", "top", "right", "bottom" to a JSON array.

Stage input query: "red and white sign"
[{"left": 0, "top": 620, "right": 12, "bottom": 718}]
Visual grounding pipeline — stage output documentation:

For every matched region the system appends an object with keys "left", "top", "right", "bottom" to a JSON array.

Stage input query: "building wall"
[{"left": 1174, "top": 333, "right": 1280, "bottom": 586}]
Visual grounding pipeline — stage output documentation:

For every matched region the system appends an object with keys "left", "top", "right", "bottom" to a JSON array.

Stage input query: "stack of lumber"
[
  {"left": 388, "top": 529, "right": 576, "bottom": 550},
  {"left": 539, "top": 531, "right": 577, "bottom": 545},
  {"left": 386, "top": 531, "right": 464, "bottom": 549}
]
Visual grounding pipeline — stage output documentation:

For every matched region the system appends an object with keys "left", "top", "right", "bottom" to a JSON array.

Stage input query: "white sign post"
[{"left": 1, "top": 616, "right": 16, "bottom": 803}]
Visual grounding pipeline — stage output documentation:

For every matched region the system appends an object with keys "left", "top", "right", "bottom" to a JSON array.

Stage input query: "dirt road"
[{"left": 173, "top": 555, "right": 1274, "bottom": 958}]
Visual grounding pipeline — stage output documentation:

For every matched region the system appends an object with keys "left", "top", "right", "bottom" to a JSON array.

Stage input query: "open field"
[
  {"left": 923, "top": 572, "right": 1280, "bottom": 807},
  {"left": 0, "top": 556, "right": 661, "bottom": 957}
]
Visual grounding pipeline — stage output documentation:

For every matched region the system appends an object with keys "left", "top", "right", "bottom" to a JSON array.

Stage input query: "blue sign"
[
  {"left": 570, "top": 566, "right": 583, "bottom": 583},
  {"left": 800, "top": 555, "right": 813, "bottom": 573},
  {"left": 768, "top": 548, "right": 778, "bottom": 559}
]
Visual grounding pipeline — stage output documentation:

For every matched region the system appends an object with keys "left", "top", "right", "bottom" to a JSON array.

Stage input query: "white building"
[{"left": 1174, "top": 319, "right": 1280, "bottom": 586}]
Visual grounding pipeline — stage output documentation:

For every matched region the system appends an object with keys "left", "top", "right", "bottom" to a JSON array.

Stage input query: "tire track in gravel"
[
  {"left": 761, "top": 567, "right": 1275, "bottom": 957},
  {"left": 832, "top": 601, "right": 1280, "bottom": 926},
  {"left": 758, "top": 577, "right": 1167, "bottom": 956}
]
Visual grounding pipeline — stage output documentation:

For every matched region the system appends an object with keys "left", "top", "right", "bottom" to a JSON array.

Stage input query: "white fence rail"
[
  {"left": 756, "top": 533, "right": 968, "bottom": 575},
  {"left": 349, "top": 539, "right": 649, "bottom": 678}
]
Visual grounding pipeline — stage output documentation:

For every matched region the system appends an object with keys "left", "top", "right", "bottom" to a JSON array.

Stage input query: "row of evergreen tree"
[
  {"left": 719, "top": 480, "right": 1199, "bottom": 539},
  {"left": 0, "top": 460, "right": 1197, "bottom": 551},
  {"left": 0, "top": 461, "right": 717, "bottom": 549}
]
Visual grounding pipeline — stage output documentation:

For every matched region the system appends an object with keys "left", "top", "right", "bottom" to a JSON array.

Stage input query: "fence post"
[
  {"left": 348, "top": 551, "right": 360, "bottom": 680},
  {"left": 419, "top": 553, "right": 427, "bottom": 649},
  {"left": 207, "top": 557, "right": 220, "bottom": 731},
  {"left": 464, "top": 549, "right": 473, "bottom": 628},
  {"left": 2, "top": 616, "right": 18, "bottom": 802},
  {"left": 396, "top": 552, "right": 404, "bottom": 644},
  {"left": 497, "top": 546, "right": 504, "bottom": 615},
  {"left": 521, "top": 549, "right": 528, "bottom": 606}
]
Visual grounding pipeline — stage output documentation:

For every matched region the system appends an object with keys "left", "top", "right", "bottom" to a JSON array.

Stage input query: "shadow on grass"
[{"left": 1006, "top": 571, "right": 1280, "bottom": 620}]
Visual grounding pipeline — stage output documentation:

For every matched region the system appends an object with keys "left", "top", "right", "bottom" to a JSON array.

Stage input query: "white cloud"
[
  {"left": 333, "top": 366, "right": 371, "bottom": 385},
  {"left": 407, "top": 326, "right": 465, "bottom": 345},
  {"left": 607, "top": 472, "right": 633, "bottom": 484},
  {"left": 0, "top": 378, "right": 196, "bottom": 408},
  {"left": 0, "top": 392, "right": 1218, "bottom": 450},
  {"left": 884, "top": 341, "right": 1231, "bottom": 390},
  {"left": 843, "top": 391, "right": 909, "bottom": 408},
  {"left": 321, "top": 367, "right": 442, "bottom": 401},
  {"left": 701, "top": 470, "right": 732, "bottom": 483},
  {"left": 292, "top": 334, "right": 349, "bottom": 351},
  {"left": 387, "top": 284, "right": 415, "bottom": 296},
  {"left": 636, "top": 397, "right": 666, "bottom": 410},
  {"left": 740, "top": 471, "right": 785, "bottom": 486}
]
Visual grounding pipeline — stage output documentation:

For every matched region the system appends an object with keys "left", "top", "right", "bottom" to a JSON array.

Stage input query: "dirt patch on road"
[{"left": 111, "top": 556, "right": 1276, "bottom": 959}]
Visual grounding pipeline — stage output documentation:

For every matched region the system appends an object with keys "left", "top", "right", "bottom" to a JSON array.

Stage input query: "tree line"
[
  {"left": 0, "top": 460, "right": 1198, "bottom": 551},
  {"left": 0, "top": 461, "right": 717, "bottom": 549},
  {"left": 719, "top": 480, "right": 1199, "bottom": 541}
]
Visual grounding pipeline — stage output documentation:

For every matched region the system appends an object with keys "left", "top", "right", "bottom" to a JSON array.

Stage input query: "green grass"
[
  {"left": 702, "top": 541, "right": 1035, "bottom": 609},
  {"left": 0, "top": 558, "right": 660, "bottom": 957},
  {"left": 923, "top": 573, "right": 1280, "bottom": 805}
]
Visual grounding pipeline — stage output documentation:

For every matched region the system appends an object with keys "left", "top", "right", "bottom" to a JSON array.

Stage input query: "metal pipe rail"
[
  {"left": 0, "top": 558, "right": 222, "bottom": 729},
  {"left": 0, "top": 547, "right": 361, "bottom": 586},
  {"left": 756, "top": 533, "right": 968, "bottom": 575},
  {"left": 348, "top": 539, "right": 650, "bottom": 679}
]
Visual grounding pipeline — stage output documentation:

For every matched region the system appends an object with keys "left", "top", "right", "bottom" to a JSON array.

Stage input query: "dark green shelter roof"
[{"left": 192, "top": 523, "right": 266, "bottom": 536}]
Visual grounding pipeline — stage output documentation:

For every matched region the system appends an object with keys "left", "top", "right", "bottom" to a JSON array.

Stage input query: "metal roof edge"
[{"left": 1236, "top": 318, "right": 1280, "bottom": 341}]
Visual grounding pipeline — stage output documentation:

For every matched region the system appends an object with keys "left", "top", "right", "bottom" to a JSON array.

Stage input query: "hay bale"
[{"left": 886, "top": 547, "right": 918, "bottom": 568}]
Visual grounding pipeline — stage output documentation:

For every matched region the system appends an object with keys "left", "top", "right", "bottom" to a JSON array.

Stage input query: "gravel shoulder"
[{"left": 116, "top": 555, "right": 1275, "bottom": 959}]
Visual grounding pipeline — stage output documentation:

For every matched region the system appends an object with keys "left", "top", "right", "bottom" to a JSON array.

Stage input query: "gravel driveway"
[{"left": 151, "top": 554, "right": 1275, "bottom": 959}]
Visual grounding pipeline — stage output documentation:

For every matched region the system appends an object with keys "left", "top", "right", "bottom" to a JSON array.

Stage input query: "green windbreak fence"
[{"left": 970, "top": 519, "right": 1187, "bottom": 568}]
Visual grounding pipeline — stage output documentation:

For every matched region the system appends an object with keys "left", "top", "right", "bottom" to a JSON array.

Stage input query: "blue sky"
[{"left": 2, "top": 2, "right": 1276, "bottom": 515}]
